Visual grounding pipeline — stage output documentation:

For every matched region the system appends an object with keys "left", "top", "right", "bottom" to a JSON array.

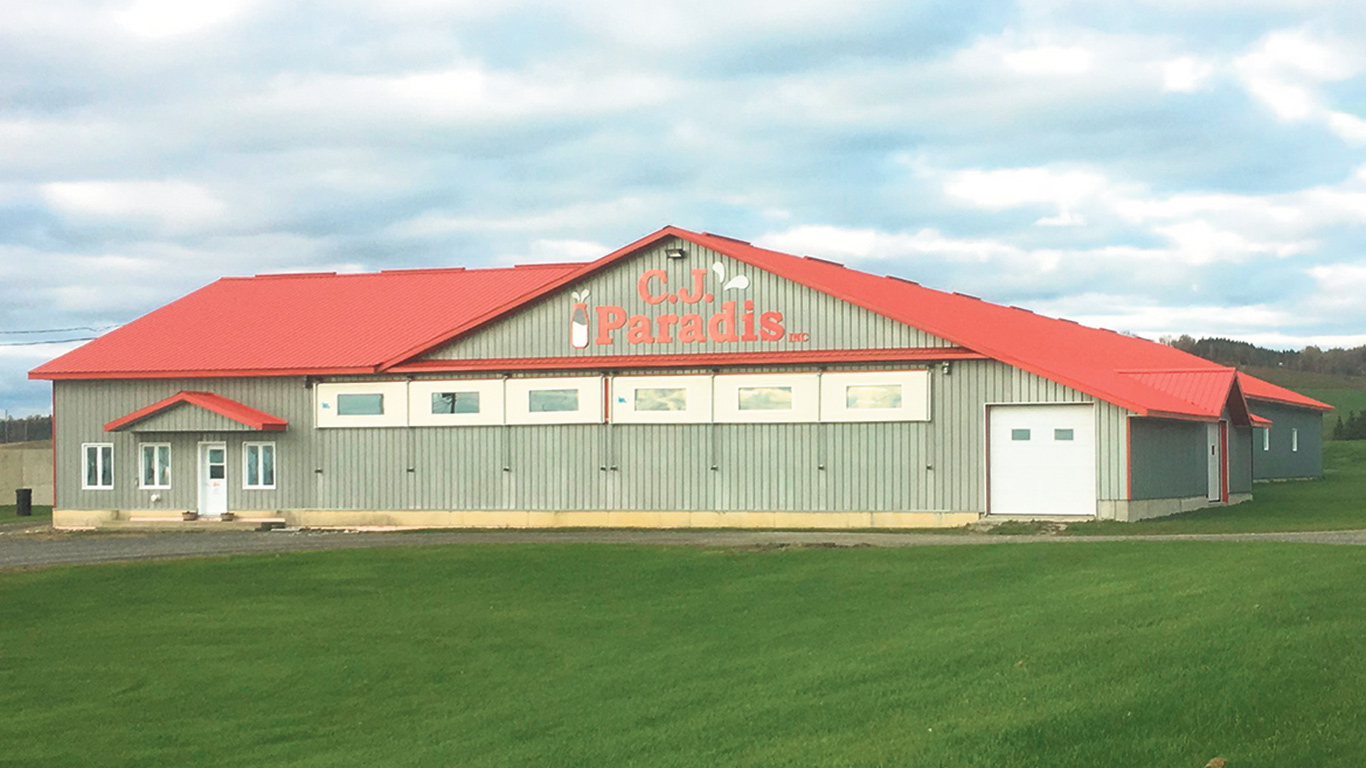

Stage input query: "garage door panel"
[{"left": 989, "top": 404, "right": 1096, "bottom": 516}]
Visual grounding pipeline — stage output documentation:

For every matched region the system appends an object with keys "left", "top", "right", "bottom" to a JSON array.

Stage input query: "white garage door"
[{"left": 989, "top": 404, "right": 1096, "bottom": 516}]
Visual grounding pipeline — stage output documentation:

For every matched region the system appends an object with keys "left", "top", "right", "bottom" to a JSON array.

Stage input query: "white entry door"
[
  {"left": 1206, "top": 422, "right": 1223, "bottom": 502},
  {"left": 989, "top": 404, "right": 1096, "bottom": 516},
  {"left": 198, "top": 442, "right": 229, "bottom": 518}
]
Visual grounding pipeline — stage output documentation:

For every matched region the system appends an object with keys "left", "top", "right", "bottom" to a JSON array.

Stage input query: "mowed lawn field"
[{"left": 2, "top": 541, "right": 1364, "bottom": 767}]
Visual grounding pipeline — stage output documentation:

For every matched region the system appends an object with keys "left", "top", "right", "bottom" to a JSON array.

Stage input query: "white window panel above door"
[{"left": 610, "top": 375, "right": 713, "bottom": 424}]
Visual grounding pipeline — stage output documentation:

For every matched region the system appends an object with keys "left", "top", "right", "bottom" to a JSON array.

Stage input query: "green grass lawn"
[
  {"left": 2, "top": 542, "right": 1363, "bottom": 767},
  {"left": 1067, "top": 441, "right": 1366, "bottom": 535},
  {"left": 0, "top": 503, "right": 51, "bottom": 526}
]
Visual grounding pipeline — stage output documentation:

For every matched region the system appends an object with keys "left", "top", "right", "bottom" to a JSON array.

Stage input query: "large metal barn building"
[{"left": 32, "top": 227, "right": 1331, "bottom": 530}]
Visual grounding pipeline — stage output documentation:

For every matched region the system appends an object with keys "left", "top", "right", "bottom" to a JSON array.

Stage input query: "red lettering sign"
[{"left": 576, "top": 263, "right": 801, "bottom": 347}]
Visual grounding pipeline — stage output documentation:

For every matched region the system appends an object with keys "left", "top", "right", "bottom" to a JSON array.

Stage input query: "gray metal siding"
[
  {"left": 1251, "top": 402, "right": 1324, "bottom": 479},
  {"left": 56, "top": 359, "right": 1130, "bottom": 514},
  {"left": 424, "top": 237, "right": 952, "bottom": 360},
  {"left": 56, "top": 378, "right": 313, "bottom": 514},
  {"left": 127, "top": 404, "right": 258, "bottom": 432},
  {"left": 1129, "top": 418, "right": 1207, "bottom": 500},
  {"left": 1229, "top": 425, "right": 1253, "bottom": 494}
]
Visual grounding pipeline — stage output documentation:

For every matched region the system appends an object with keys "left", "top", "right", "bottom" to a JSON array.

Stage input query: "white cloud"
[
  {"left": 116, "top": 0, "right": 258, "bottom": 39},
  {"left": 1002, "top": 46, "right": 1094, "bottom": 76},
  {"left": 1326, "top": 112, "right": 1366, "bottom": 144},
  {"left": 1162, "top": 57, "right": 1215, "bottom": 92},
  {"left": 41, "top": 180, "right": 228, "bottom": 233},
  {"left": 1234, "top": 28, "right": 1366, "bottom": 136}
]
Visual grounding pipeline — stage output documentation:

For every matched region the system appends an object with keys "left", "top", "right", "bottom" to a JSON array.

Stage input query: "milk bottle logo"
[{"left": 570, "top": 289, "right": 591, "bottom": 349}]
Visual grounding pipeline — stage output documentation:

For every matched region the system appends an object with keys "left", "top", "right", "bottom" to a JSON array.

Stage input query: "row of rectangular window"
[
  {"left": 82, "top": 442, "right": 276, "bottom": 491},
  {"left": 315, "top": 371, "right": 932, "bottom": 428},
  {"left": 1257, "top": 427, "right": 1298, "bottom": 452}
]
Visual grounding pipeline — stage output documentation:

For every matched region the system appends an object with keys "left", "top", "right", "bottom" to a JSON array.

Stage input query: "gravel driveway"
[{"left": 2, "top": 523, "right": 1364, "bottom": 571}]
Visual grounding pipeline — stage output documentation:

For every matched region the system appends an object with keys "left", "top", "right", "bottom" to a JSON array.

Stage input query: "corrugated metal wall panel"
[
  {"left": 55, "top": 353, "right": 1133, "bottom": 515},
  {"left": 56, "top": 377, "right": 315, "bottom": 513},
  {"left": 1249, "top": 402, "right": 1324, "bottom": 479},
  {"left": 424, "top": 237, "right": 951, "bottom": 360},
  {"left": 1129, "top": 418, "right": 1206, "bottom": 500},
  {"left": 128, "top": 405, "right": 257, "bottom": 432}
]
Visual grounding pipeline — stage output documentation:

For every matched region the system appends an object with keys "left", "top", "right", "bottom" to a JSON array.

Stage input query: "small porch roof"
[{"left": 105, "top": 391, "right": 289, "bottom": 433}]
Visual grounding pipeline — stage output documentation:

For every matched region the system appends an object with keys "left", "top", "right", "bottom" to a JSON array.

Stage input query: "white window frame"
[
  {"left": 818, "top": 370, "right": 931, "bottom": 423},
  {"left": 505, "top": 376, "right": 604, "bottom": 425},
  {"left": 243, "top": 442, "right": 277, "bottom": 490},
  {"left": 713, "top": 373, "right": 820, "bottom": 424},
  {"left": 139, "top": 443, "right": 172, "bottom": 489},
  {"left": 1292, "top": 428, "right": 1299, "bottom": 453},
  {"left": 82, "top": 443, "right": 115, "bottom": 490},
  {"left": 408, "top": 379, "right": 504, "bottom": 427},
  {"left": 610, "top": 375, "right": 713, "bottom": 424},
  {"left": 316, "top": 381, "right": 408, "bottom": 428},
  {"left": 1262, "top": 428, "right": 1270, "bottom": 451}
]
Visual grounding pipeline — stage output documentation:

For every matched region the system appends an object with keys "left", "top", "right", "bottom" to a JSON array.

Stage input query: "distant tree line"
[
  {"left": 1332, "top": 413, "right": 1366, "bottom": 441},
  {"left": 0, "top": 415, "right": 52, "bottom": 444},
  {"left": 1163, "top": 335, "right": 1366, "bottom": 378},
  {"left": 1164, "top": 335, "right": 1366, "bottom": 442}
]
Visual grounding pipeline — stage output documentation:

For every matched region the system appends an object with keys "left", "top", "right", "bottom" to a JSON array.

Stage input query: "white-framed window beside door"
[
  {"left": 139, "top": 443, "right": 171, "bottom": 489},
  {"left": 1292, "top": 428, "right": 1299, "bottom": 452},
  {"left": 1262, "top": 428, "right": 1270, "bottom": 451},
  {"left": 243, "top": 442, "right": 277, "bottom": 490},
  {"left": 82, "top": 443, "right": 114, "bottom": 490}
]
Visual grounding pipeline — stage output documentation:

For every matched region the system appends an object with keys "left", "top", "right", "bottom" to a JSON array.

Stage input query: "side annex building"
[{"left": 32, "top": 227, "right": 1332, "bottom": 530}]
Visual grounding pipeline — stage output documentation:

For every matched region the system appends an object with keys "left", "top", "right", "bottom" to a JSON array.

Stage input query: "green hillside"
[{"left": 1233, "top": 366, "right": 1365, "bottom": 437}]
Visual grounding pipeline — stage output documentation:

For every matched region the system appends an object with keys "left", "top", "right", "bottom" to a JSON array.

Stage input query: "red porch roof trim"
[
  {"left": 1250, "top": 412, "right": 1273, "bottom": 427},
  {"left": 388, "top": 347, "right": 986, "bottom": 374},
  {"left": 105, "top": 391, "right": 289, "bottom": 432}
]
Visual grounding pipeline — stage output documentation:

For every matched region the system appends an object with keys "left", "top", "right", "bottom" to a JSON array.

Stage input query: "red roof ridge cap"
[
  {"left": 378, "top": 267, "right": 467, "bottom": 275},
  {"left": 700, "top": 231, "right": 751, "bottom": 245},
  {"left": 953, "top": 291, "right": 981, "bottom": 301},
  {"left": 1121, "top": 366, "right": 1235, "bottom": 374},
  {"left": 252, "top": 271, "right": 340, "bottom": 279},
  {"left": 885, "top": 275, "right": 920, "bottom": 286},
  {"left": 804, "top": 256, "right": 845, "bottom": 267}
]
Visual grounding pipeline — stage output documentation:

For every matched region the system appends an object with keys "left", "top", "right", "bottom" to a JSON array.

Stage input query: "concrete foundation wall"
[
  {"left": 1098, "top": 492, "right": 1251, "bottom": 522},
  {"left": 54, "top": 507, "right": 982, "bottom": 531}
]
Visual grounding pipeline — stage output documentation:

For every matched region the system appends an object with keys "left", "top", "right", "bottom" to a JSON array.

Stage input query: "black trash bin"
[{"left": 16, "top": 488, "right": 32, "bottom": 517}]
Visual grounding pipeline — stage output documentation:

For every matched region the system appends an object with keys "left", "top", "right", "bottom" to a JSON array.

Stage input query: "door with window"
[
  {"left": 198, "top": 442, "right": 228, "bottom": 518},
  {"left": 989, "top": 404, "right": 1096, "bottom": 516}
]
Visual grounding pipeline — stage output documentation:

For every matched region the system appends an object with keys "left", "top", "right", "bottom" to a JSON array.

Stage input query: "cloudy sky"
[{"left": 4, "top": 0, "right": 1366, "bottom": 415}]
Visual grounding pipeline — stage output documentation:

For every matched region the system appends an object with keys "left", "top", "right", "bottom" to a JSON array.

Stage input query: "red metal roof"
[
  {"left": 389, "top": 347, "right": 986, "bottom": 374},
  {"left": 1237, "top": 373, "right": 1334, "bottom": 411},
  {"left": 31, "top": 264, "right": 580, "bottom": 380},
  {"left": 30, "top": 224, "right": 1336, "bottom": 421},
  {"left": 105, "top": 391, "right": 288, "bottom": 432},
  {"left": 1122, "top": 369, "right": 1239, "bottom": 419}
]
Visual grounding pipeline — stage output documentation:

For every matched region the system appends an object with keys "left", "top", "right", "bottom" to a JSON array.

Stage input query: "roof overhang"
[
  {"left": 105, "top": 391, "right": 289, "bottom": 432},
  {"left": 388, "top": 347, "right": 986, "bottom": 375}
]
